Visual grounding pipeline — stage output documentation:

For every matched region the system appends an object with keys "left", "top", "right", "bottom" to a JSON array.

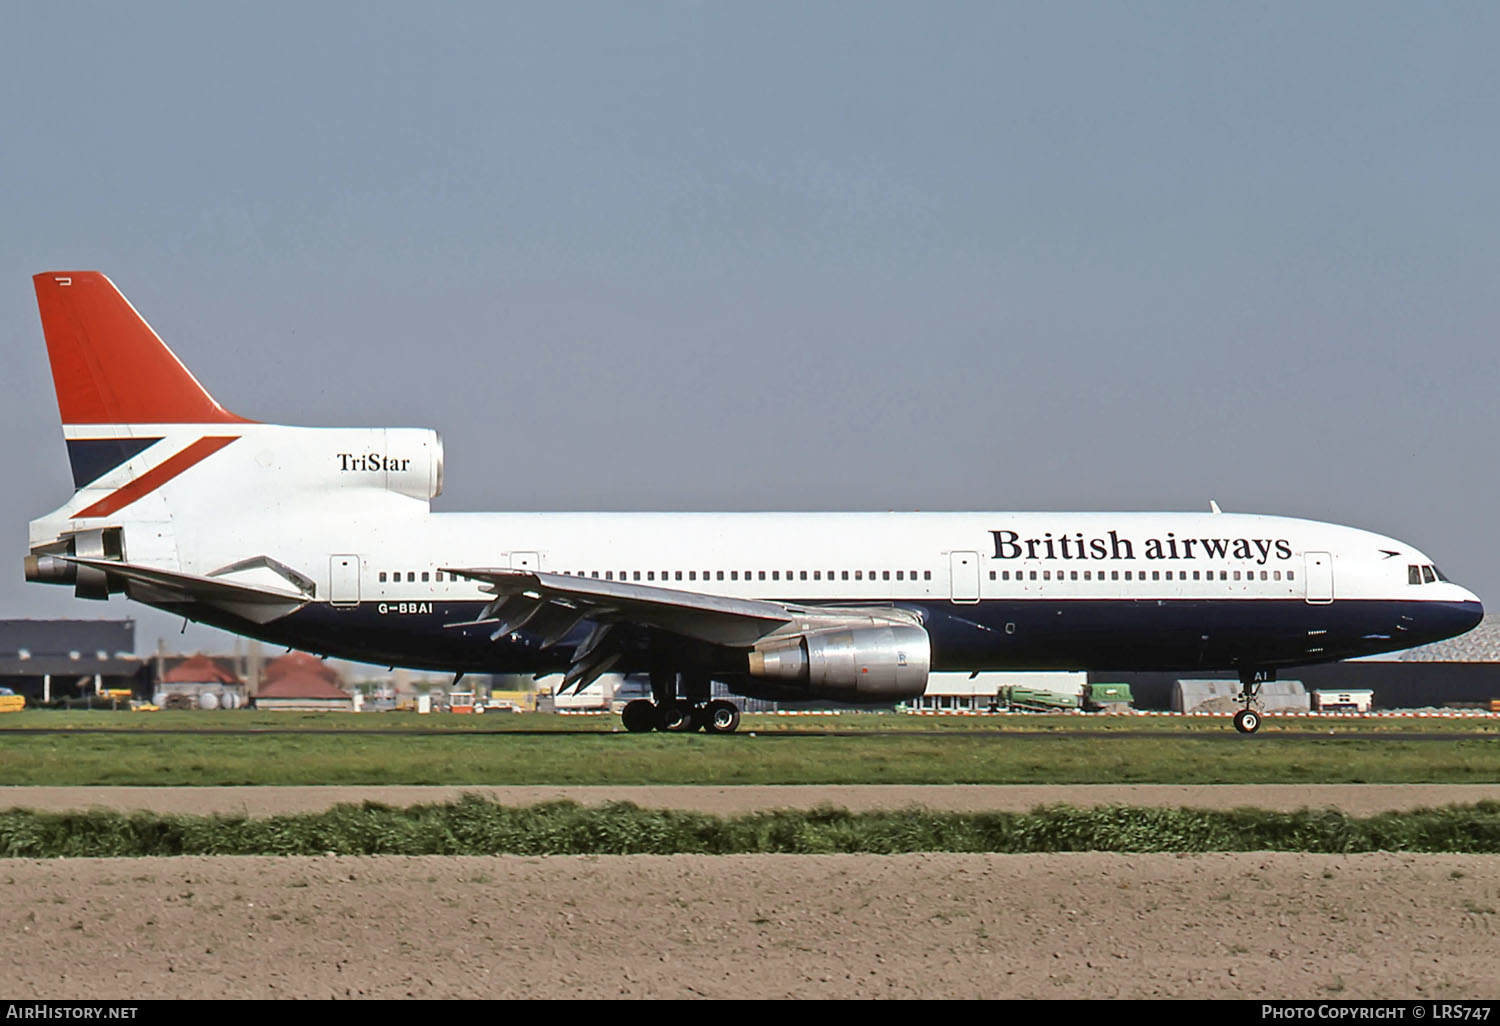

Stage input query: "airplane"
[{"left": 23, "top": 272, "right": 1485, "bottom": 734}]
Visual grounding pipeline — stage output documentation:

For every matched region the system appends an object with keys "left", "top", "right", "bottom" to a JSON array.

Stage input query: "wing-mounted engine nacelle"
[
  {"left": 748, "top": 624, "right": 931, "bottom": 702},
  {"left": 23, "top": 527, "right": 125, "bottom": 600}
]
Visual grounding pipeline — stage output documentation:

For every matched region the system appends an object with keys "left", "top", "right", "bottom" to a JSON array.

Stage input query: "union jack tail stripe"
[{"left": 71, "top": 436, "right": 240, "bottom": 519}]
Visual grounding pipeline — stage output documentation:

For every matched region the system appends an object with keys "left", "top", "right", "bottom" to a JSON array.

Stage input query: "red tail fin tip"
[{"left": 33, "top": 272, "right": 252, "bottom": 425}]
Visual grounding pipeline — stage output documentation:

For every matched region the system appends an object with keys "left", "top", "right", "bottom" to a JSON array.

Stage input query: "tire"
[
  {"left": 621, "top": 699, "right": 657, "bottom": 733},
  {"left": 658, "top": 700, "right": 696, "bottom": 733},
  {"left": 703, "top": 699, "right": 740, "bottom": 735},
  {"left": 1233, "top": 708, "right": 1261, "bottom": 734}
]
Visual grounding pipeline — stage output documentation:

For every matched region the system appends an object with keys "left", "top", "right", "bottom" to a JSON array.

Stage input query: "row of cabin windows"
[
  {"left": 374, "top": 569, "right": 936, "bottom": 585},
  {"left": 374, "top": 567, "right": 1295, "bottom": 586},
  {"left": 556, "top": 569, "right": 934, "bottom": 582},
  {"left": 990, "top": 568, "right": 1296, "bottom": 583}
]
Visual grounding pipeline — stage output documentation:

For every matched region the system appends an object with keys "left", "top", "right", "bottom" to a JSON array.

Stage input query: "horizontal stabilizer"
[{"left": 66, "top": 556, "right": 310, "bottom": 624}]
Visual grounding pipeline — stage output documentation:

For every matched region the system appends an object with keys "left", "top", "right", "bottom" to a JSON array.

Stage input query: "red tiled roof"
[
  {"left": 163, "top": 653, "right": 239, "bottom": 684},
  {"left": 255, "top": 672, "right": 352, "bottom": 700},
  {"left": 264, "top": 651, "right": 342, "bottom": 686}
]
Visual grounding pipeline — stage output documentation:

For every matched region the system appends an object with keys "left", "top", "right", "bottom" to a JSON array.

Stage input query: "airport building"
[
  {"left": 0, "top": 616, "right": 1497, "bottom": 714},
  {"left": 0, "top": 619, "right": 147, "bottom": 703}
]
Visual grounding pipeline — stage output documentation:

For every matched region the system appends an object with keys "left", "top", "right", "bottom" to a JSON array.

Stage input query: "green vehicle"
[
  {"left": 1082, "top": 683, "right": 1134, "bottom": 710},
  {"left": 1002, "top": 687, "right": 1082, "bottom": 712}
]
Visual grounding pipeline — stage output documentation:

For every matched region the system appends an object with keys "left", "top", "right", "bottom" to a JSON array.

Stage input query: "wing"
[
  {"left": 441, "top": 567, "right": 923, "bottom": 694},
  {"left": 441, "top": 568, "right": 794, "bottom": 647}
]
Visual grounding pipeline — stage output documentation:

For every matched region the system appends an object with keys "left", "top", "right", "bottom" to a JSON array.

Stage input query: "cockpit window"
[
  {"left": 1434, "top": 566, "right": 1450, "bottom": 582},
  {"left": 1409, "top": 565, "right": 1422, "bottom": 585},
  {"left": 1421, "top": 566, "right": 1436, "bottom": 584}
]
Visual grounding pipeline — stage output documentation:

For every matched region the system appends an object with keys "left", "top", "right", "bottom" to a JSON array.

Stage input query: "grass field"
[
  {"left": 4, "top": 796, "right": 1500, "bottom": 856},
  {"left": 0, "top": 709, "right": 1496, "bottom": 786}
]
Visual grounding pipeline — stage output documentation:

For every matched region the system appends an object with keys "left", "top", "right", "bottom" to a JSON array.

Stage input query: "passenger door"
[
  {"left": 329, "top": 554, "right": 361, "bottom": 607},
  {"left": 1304, "top": 551, "right": 1333, "bottom": 604},
  {"left": 949, "top": 551, "right": 980, "bottom": 604}
]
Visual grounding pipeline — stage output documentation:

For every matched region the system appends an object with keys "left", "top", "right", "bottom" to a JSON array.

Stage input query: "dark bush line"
[{"left": 2, "top": 796, "right": 1500, "bottom": 857}]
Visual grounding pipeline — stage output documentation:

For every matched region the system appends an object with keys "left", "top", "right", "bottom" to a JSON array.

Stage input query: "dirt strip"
[
  {"left": 4, "top": 785, "right": 1499, "bottom": 1000},
  {"left": 4, "top": 852, "right": 1498, "bottom": 1000},
  {"left": 2, "top": 783, "right": 1499, "bottom": 816}
]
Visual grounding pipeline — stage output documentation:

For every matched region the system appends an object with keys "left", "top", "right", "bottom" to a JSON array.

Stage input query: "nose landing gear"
[{"left": 1233, "top": 669, "right": 1273, "bottom": 734}]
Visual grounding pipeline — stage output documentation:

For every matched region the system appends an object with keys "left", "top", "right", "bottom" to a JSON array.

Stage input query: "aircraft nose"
[{"left": 1431, "top": 594, "right": 1485, "bottom": 642}]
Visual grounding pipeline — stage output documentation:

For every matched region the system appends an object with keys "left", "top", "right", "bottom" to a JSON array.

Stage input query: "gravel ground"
[{"left": 3, "top": 785, "right": 1498, "bottom": 1000}]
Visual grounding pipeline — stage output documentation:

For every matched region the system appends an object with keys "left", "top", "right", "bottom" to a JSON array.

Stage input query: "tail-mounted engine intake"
[
  {"left": 748, "top": 624, "right": 931, "bottom": 702},
  {"left": 24, "top": 527, "right": 125, "bottom": 600}
]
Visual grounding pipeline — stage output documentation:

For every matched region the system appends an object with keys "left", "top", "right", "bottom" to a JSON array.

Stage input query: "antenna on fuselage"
[{"left": 1209, "top": 500, "right": 1223, "bottom": 514}]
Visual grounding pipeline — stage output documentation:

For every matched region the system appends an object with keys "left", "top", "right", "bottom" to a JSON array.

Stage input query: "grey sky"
[{"left": 2, "top": 2, "right": 1496, "bottom": 656}]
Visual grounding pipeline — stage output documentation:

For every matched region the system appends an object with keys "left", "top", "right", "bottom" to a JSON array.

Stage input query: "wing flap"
[{"left": 442, "top": 567, "right": 795, "bottom": 647}]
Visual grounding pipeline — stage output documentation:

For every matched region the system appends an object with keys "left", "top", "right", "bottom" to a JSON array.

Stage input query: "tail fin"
[{"left": 33, "top": 272, "right": 252, "bottom": 426}]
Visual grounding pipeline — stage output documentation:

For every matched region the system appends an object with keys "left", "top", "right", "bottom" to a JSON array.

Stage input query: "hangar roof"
[
  {"left": 0, "top": 619, "right": 135, "bottom": 659},
  {"left": 1393, "top": 614, "right": 1500, "bottom": 663}
]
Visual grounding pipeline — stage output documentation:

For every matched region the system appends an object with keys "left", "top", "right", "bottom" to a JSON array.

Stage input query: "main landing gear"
[
  {"left": 620, "top": 698, "right": 741, "bottom": 734},
  {"left": 1233, "top": 669, "right": 1274, "bottom": 734},
  {"left": 622, "top": 669, "right": 742, "bottom": 733}
]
